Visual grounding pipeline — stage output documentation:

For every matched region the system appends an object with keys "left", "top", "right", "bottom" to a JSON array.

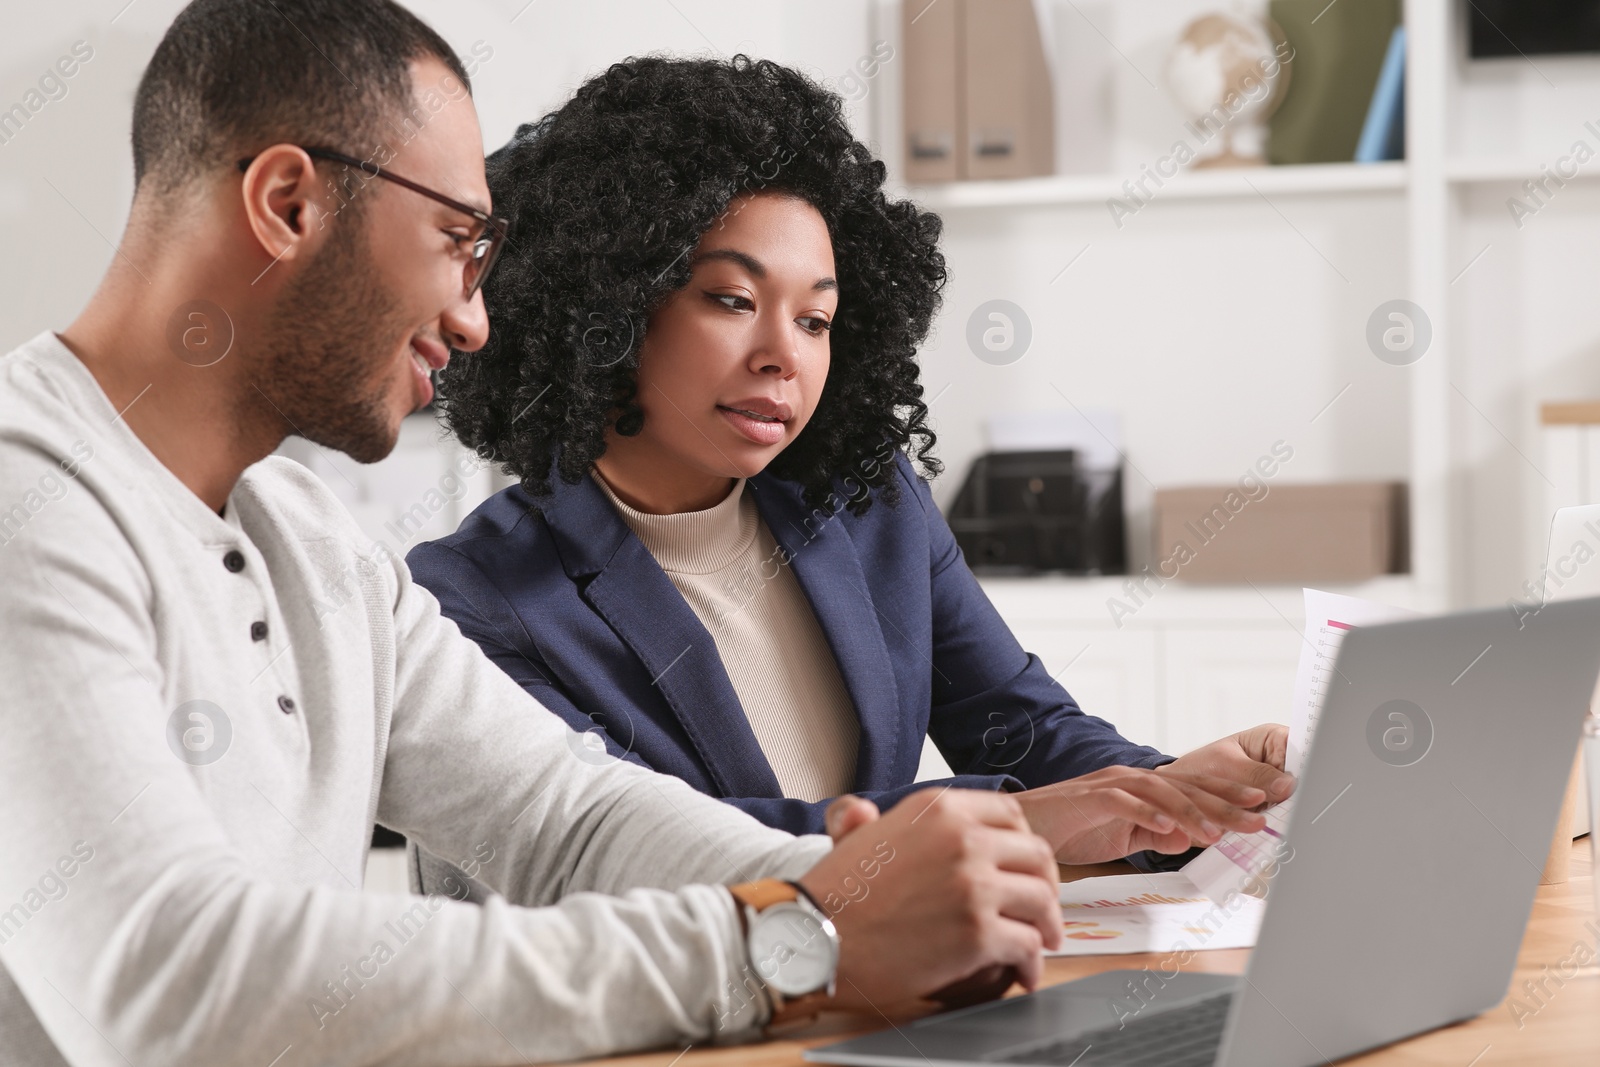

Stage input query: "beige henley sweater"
[
  {"left": 0, "top": 332, "right": 831, "bottom": 1067},
  {"left": 594, "top": 473, "right": 860, "bottom": 803}
]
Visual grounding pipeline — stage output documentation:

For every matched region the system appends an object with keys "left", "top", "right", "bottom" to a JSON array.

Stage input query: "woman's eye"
[
  {"left": 798, "top": 316, "right": 832, "bottom": 336},
  {"left": 707, "top": 292, "right": 753, "bottom": 312}
]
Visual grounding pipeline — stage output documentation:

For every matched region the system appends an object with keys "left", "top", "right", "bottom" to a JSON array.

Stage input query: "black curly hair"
[{"left": 437, "top": 54, "right": 946, "bottom": 515}]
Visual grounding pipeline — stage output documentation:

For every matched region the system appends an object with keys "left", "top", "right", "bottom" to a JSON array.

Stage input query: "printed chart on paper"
[{"left": 1182, "top": 589, "right": 1415, "bottom": 903}]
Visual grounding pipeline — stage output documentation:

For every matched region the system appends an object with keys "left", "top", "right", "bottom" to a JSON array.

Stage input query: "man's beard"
[{"left": 252, "top": 213, "right": 409, "bottom": 464}]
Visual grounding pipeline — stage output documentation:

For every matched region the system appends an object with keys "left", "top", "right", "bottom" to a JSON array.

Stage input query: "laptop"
[{"left": 807, "top": 595, "right": 1600, "bottom": 1066}]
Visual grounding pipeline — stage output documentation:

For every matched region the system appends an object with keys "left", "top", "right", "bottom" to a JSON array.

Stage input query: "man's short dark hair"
[{"left": 132, "top": 0, "right": 469, "bottom": 194}]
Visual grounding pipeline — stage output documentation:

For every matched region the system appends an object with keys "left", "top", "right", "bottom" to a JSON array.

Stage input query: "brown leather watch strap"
[
  {"left": 728, "top": 878, "right": 798, "bottom": 912},
  {"left": 727, "top": 879, "right": 834, "bottom": 1029}
]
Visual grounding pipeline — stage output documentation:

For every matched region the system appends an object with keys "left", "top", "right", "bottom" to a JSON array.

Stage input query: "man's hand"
[
  {"left": 1012, "top": 764, "right": 1271, "bottom": 863},
  {"left": 798, "top": 788, "right": 1062, "bottom": 1013},
  {"left": 1156, "top": 724, "right": 1295, "bottom": 808}
]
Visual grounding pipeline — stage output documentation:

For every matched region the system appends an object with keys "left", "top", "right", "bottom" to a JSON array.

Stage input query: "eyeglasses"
[{"left": 236, "top": 146, "right": 509, "bottom": 299}]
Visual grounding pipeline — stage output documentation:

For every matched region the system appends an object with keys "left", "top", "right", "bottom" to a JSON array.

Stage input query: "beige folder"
[
  {"left": 962, "top": 0, "right": 1055, "bottom": 180},
  {"left": 902, "top": 0, "right": 962, "bottom": 182}
]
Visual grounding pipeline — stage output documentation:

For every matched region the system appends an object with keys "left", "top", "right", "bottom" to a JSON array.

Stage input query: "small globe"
[{"left": 1164, "top": 13, "right": 1290, "bottom": 166}]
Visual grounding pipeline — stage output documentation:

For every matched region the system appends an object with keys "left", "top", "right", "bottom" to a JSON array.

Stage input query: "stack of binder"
[{"left": 903, "top": 0, "right": 1055, "bottom": 182}]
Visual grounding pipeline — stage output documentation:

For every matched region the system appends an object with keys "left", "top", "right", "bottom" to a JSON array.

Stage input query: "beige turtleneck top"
[{"left": 593, "top": 472, "right": 860, "bottom": 803}]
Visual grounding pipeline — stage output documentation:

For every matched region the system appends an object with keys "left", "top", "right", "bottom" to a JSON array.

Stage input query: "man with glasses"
[
  {"left": 237, "top": 147, "right": 509, "bottom": 307},
  {"left": 0, "top": 2, "right": 1071, "bottom": 1064}
]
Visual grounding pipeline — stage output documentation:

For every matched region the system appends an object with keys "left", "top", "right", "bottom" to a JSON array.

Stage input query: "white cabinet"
[
  {"left": 914, "top": 623, "right": 1165, "bottom": 781},
  {"left": 1161, "top": 628, "right": 1302, "bottom": 756},
  {"left": 1005, "top": 625, "right": 1160, "bottom": 748},
  {"left": 978, "top": 575, "right": 1419, "bottom": 761},
  {"left": 1542, "top": 406, "right": 1600, "bottom": 516}
]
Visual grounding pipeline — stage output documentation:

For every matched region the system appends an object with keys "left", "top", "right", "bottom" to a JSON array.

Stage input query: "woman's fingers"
[
  {"left": 1158, "top": 768, "right": 1270, "bottom": 806},
  {"left": 1140, "top": 824, "right": 1199, "bottom": 854},
  {"left": 1111, "top": 771, "right": 1266, "bottom": 843},
  {"left": 1158, "top": 778, "right": 1267, "bottom": 838},
  {"left": 1160, "top": 769, "right": 1269, "bottom": 807},
  {"left": 1064, "top": 785, "right": 1179, "bottom": 838},
  {"left": 1015, "top": 764, "right": 1275, "bottom": 859},
  {"left": 1239, "top": 722, "right": 1292, "bottom": 772}
]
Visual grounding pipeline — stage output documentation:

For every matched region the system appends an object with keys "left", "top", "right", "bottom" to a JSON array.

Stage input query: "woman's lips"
[{"left": 718, "top": 405, "right": 787, "bottom": 445}]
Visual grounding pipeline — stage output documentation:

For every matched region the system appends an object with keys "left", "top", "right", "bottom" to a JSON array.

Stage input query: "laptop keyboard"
[{"left": 988, "top": 990, "right": 1233, "bottom": 1066}]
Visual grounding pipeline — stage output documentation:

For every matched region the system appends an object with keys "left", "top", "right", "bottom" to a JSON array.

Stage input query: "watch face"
[{"left": 749, "top": 903, "right": 838, "bottom": 997}]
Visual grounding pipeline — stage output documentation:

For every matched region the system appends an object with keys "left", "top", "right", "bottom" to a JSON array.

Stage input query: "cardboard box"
[{"left": 1151, "top": 482, "right": 1407, "bottom": 583}]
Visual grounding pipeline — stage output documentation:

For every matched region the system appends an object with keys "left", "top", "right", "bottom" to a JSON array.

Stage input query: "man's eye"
[{"left": 444, "top": 231, "right": 471, "bottom": 248}]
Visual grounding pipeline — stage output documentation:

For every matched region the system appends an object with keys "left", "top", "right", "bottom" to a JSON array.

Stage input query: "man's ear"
[{"left": 238, "top": 144, "right": 330, "bottom": 274}]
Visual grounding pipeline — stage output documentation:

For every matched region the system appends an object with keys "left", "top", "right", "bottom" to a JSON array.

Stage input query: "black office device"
[
  {"left": 1469, "top": 1, "right": 1600, "bottom": 58},
  {"left": 946, "top": 449, "right": 1125, "bottom": 575}
]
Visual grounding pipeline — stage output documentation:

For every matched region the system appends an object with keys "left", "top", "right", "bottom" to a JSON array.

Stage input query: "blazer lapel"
[
  {"left": 542, "top": 474, "right": 783, "bottom": 798},
  {"left": 749, "top": 476, "right": 903, "bottom": 792}
]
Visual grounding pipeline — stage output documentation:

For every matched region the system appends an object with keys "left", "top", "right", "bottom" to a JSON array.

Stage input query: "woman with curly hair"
[{"left": 410, "top": 55, "right": 1293, "bottom": 874}]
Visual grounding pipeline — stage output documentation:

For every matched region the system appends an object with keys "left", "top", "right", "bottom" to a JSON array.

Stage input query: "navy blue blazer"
[{"left": 409, "top": 453, "right": 1182, "bottom": 845}]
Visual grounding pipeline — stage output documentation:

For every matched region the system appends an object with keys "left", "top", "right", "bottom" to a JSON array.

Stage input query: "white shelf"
[
  {"left": 906, "top": 161, "right": 1407, "bottom": 210},
  {"left": 979, "top": 574, "right": 1422, "bottom": 627},
  {"left": 1445, "top": 157, "right": 1593, "bottom": 183}
]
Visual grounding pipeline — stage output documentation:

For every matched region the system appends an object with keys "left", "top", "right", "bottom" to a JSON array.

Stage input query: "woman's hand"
[
  {"left": 1013, "top": 764, "right": 1271, "bottom": 864},
  {"left": 1155, "top": 724, "right": 1296, "bottom": 808}
]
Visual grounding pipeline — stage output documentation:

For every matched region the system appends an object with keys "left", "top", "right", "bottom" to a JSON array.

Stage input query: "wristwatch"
[{"left": 728, "top": 878, "right": 840, "bottom": 1027}]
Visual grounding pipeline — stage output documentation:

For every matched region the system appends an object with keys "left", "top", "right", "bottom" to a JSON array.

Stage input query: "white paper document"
[
  {"left": 1181, "top": 589, "right": 1416, "bottom": 904},
  {"left": 1046, "top": 872, "right": 1264, "bottom": 957}
]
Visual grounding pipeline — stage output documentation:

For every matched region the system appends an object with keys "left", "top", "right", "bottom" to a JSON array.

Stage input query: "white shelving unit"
[
  {"left": 897, "top": 0, "right": 1524, "bottom": 751},
  {"left": 908, "top": 0, "right": 1453, "bottom": 611},
  {"left": 909, "top": 160, "right": 1408, "bottom": 210},
  {"left": 1446, "top": 157, "right": 1568, "bottom": 184},
  {"left": 1407, "top": 0, "right": 1453, "bottom": 612}
]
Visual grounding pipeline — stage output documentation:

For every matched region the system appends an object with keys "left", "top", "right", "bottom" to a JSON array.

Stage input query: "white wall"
[
  {"left": 1446, "top": 45, "right": 1600, "bottom": 606},
  {"left": 916, "top": 191, "right": 1411, "bottom": 571},
  {"left": 9, "top": 1, "right": 1600, "bottom": 608},
  {"left": 0, "top": 0, "right": 880, "bottom": 354}
]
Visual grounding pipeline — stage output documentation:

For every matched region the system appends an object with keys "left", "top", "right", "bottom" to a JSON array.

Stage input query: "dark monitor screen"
[{"left": 1469, "top": 1, "right": 1600, "bottom": 57}]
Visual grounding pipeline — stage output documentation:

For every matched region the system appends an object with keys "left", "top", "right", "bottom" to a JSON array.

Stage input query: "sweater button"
[
  {"left": 223, "top": 550, "right": 245, "bottom": 573},
  {"left": 250, "top": 621, "right": 269, "bottom": 642},
  {"left": 277, "top": 695, "right": 296, "bottom": 715}
]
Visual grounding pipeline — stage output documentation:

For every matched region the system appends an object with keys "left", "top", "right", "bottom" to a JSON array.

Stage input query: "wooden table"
[{"left": 591, "top": 841, "right": 1598, "bottom": 1066}]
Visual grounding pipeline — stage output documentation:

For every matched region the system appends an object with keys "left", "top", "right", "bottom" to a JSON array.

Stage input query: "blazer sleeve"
[
  {"left": 896, "top": 460, "right": 1196, "bottom": 870},
  {"left": 713, "top": 777, "right": 1027, "bottom": 836},
  {"left": 908, "top": 462, "right": 1170, "bottom": 780},
  {"left": 407, "top": 540, "right": 1018, "bottom": 837},
  {"left": 404, "top": 539, "right": 656, "bottom": 769},
  {"left": 908, "top": 460, "right": 1171, "bottom": 783},
  {"left": 907, "top": 461, "right": 1201, "bottom": 870}
]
